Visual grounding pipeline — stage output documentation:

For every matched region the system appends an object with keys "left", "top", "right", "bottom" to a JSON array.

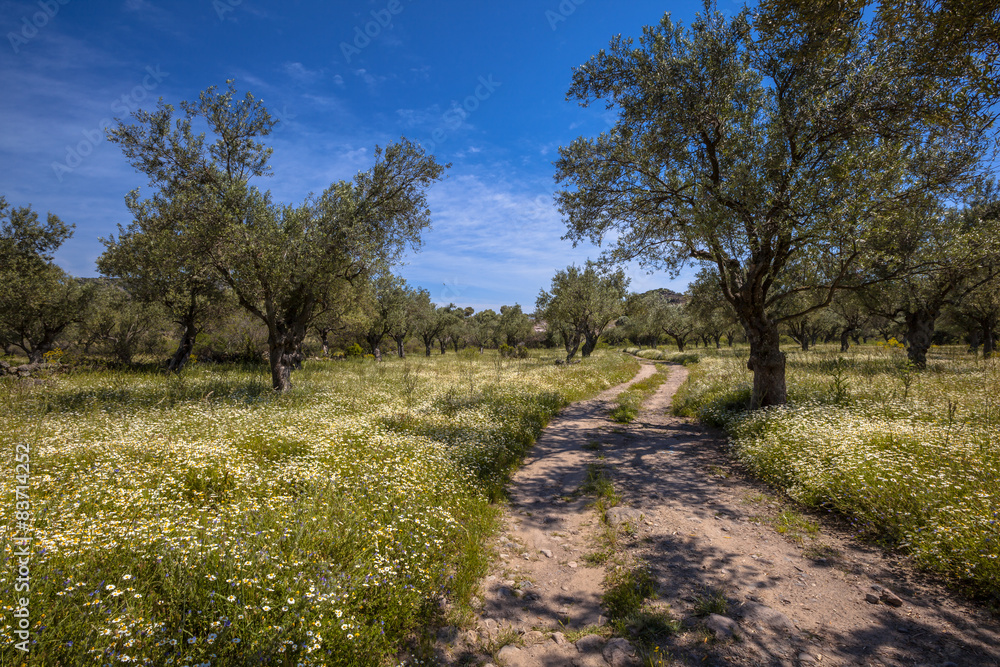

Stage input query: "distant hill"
[{"left": 637, "top": 288, "right": 687, "bottom": 304}]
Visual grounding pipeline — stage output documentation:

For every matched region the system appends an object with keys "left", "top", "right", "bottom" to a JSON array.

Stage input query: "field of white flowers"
[
  {"left": 671, "top": 344, "right": 999, "bottom": 602},
  {"left": 0, "top": 350, "right": 638, "bottom": 666}
]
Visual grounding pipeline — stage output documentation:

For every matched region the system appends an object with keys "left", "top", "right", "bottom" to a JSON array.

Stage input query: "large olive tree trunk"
[
  {"left": 904, "top": 308, "right": 937, "bottom": 369},
  {"left": 268, "top": 320, "right": 308, "bottom": 392},
  {"left": 167, "top": 321, "right": 199, "bottom": 372},
  {"left": 563, "top": 329, "right": 582, "bottom": 362},
  {"left": 744, "top": 313, "right": 787, "bottom": 409},
  {"left": 421, "top": 333, "right": 434, "bottom": 356},
  {"left": 839, "top": 328, "right": 852, "bottom": 353}
]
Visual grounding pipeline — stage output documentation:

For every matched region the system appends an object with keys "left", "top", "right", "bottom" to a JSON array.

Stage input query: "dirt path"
[{"left": 438, "top": 362, "right": 1000, "bottom": 667}]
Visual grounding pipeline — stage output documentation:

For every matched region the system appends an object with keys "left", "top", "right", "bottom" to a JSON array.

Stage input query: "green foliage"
[
  {"left": 609, "top": 404, "right": 638, "bottom": 424},
  {"left": 603, "top": 565, "right": 658, "bottom": 619},
  {"left": 603, "top": 564, "right": 680, "bottom": 651},
  {"left": 691, "top": 587, "right": 729, "bottom": 618},
  {"left": 106, "top": 81, "right": 447, "bottom": 391},
  {"left": 0, "top": 201, "right": 92, "bottom": 363},
  {"left": 555, "top": 5, "right": 990, "bottom": 408},
  {"left": 537, "top": 261, "right": 629, "bottom": 361},
  {"left": 579, "top": 463, "right": 620, "bottom": 509},
  {"left": 344, "top": 343, "right": 364, "bottom": 358},
  {"left": 498, "top": 344, "right": 529, "bottom": 359}
]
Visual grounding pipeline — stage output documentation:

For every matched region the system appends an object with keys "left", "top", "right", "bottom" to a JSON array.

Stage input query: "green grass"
[
  {"left": 602, "top": 564, "right": 680, "bottom": 656},
  {"left": 624, "top": 348, "right": 702, "bottom": 366},
  {"left": 673, "top": 343, "right": 1000, "bottom": 602},
  {"left": 608, "top": 366, "right": 670, "bottom": 424},
  {"left": 691, "top": 587, "right": 729, "bottom": 618},
  {"left": 773, "top": 509, "right": 820, "bottom": 543},
  {"left": 0, "top": 350, "right": 639, "bottom": 666}
]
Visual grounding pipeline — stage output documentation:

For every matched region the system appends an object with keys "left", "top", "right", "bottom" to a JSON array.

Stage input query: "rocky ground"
[{"left": 434, "top": 362, "right": 1000, "bottom": 667}]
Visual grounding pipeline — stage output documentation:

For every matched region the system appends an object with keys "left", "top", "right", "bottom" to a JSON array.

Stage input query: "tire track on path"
[{"left": 438, "top": 361, "right": 1000, "bottom": 667}]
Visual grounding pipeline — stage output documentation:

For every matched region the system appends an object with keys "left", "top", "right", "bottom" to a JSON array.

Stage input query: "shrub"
[{"left": 498, "top": 344, "right": 529, "bottom": 359}]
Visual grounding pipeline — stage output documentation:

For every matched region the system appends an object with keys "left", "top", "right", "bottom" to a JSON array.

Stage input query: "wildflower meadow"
[
  {"left": 670, "top": 343, "right": 1000, "bottom": 602},
  {"left": 0, "top": 350, "right": 637, "bottom": 666}
]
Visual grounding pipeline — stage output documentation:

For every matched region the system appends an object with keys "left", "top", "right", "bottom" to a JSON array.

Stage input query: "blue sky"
[{"left": 0, "top": 0, "right": 733, "bottom": 311}]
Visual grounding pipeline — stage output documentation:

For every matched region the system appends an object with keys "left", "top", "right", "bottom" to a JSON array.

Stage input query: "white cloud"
[
  {"left": 396, "top": 172, "right": 693, "bottom": 311},
  {"left": 283, "top": 61, "right": 322, "bottom": 83}
]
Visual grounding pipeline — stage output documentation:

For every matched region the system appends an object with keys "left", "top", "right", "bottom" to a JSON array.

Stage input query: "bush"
[
  {"left": 498, "top": 344, "right": 529, "bottom": 359},
  {"left": 345, "top": 343, "right": 364, "bottom": 358}
]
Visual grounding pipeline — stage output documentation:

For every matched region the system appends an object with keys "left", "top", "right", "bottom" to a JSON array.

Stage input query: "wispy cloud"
[{"left": 283, "top": 61, "right": 323, "bottom": 83}]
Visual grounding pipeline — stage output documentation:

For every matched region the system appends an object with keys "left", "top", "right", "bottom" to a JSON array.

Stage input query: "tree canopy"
[
  {"left": 555, "top": 2, "right": 994, "bottom": 406},
  {"left": 106, "top": 82, "right": 447, "bottom": 390},
  {"left": 536, "top": 262, "right": 628, "bottom": 362}
]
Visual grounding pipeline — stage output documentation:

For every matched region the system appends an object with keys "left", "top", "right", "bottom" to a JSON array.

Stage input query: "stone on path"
[
  {"left": 879, "top": 588, "right": 904, "bottom": 607},
  {"left": 574, "top": 634, "right": 606, "bottom": 654},
  {"left": 798, "top": 650, "right": 820, "bottom": 664},
  {"left": 496, "top": 645, "right": 529, "bottom": 667},
  {"left": 705, "top": 613, "right": 740, "bottom": 639},
  {"left": 605, "top": 507, "right": 645, "bottom": 529},
  {"left": 740, "top": 602, "right": 796, "bottom": 634},
  {"left": 603, "top": 637, "right": 637, "bottom": 666}
]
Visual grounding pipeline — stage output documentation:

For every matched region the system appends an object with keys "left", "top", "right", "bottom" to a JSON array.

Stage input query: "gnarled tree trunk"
[
  {"left": 904, "top": 308, "right": 937, "bottom": 369},
  {"left": 744, "top": 314, "right": 787, "bottom": 409},
  {"left": 563, "top": 329, "right": 582, "bottom": 362},
  {"left": 167, "top": 321, "right": 199, "bottom": 372},
  {"left": 268, "top": 320, "right": 308, "bottom": 392},
  {"left": 839, "top": 328, "right": 852, "bottom": 353}
]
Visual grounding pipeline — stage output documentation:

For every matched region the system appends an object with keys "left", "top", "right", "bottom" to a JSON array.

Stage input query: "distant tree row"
[{"left": 0, "top": 206, "right": 543, "bottom": 368}]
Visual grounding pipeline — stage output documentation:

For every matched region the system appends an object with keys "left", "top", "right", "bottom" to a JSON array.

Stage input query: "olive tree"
[
  {"left": 103, "top": 81, "right": 275, "bottom": 371},
  {"left": 536, "top": 262, "right": 628, "bottom": 362},
  {"left": 109, "top": 82, "right": 447, "bottom": 390},
  {"left": 555, "top": 4, "right": 990, "bottom": 406},
  {"left": 498, "top": 304, "right": 533, "bottom": 347},
  {"left": 211, "top": 149, "right": 444, "bottom": 389},
  {"left": 861, "top": 203, "right": 1000, "bottom": 367},
  {"left": 0, "top": 199, "right": 91, "bottom": 363},
  {"left": 414, "top": 303, "right": 452, "bottom": 357},
  {"left": 687, "top": 269, "right": 740, "bottom": 347},
  {"left": 466, "top": 309, "right": 500, "bottom": 353}
]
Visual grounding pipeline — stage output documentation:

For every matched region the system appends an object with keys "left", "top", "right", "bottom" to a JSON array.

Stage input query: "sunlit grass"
[
  {"left": 673, "top": 343, "right": 1000, "bottom": 601},
  {"left": 609, "top": 365, "right": 669, "bottom": 424},
  {"left": 0, "top": 350, "right": 638, "bottom": 666}
]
